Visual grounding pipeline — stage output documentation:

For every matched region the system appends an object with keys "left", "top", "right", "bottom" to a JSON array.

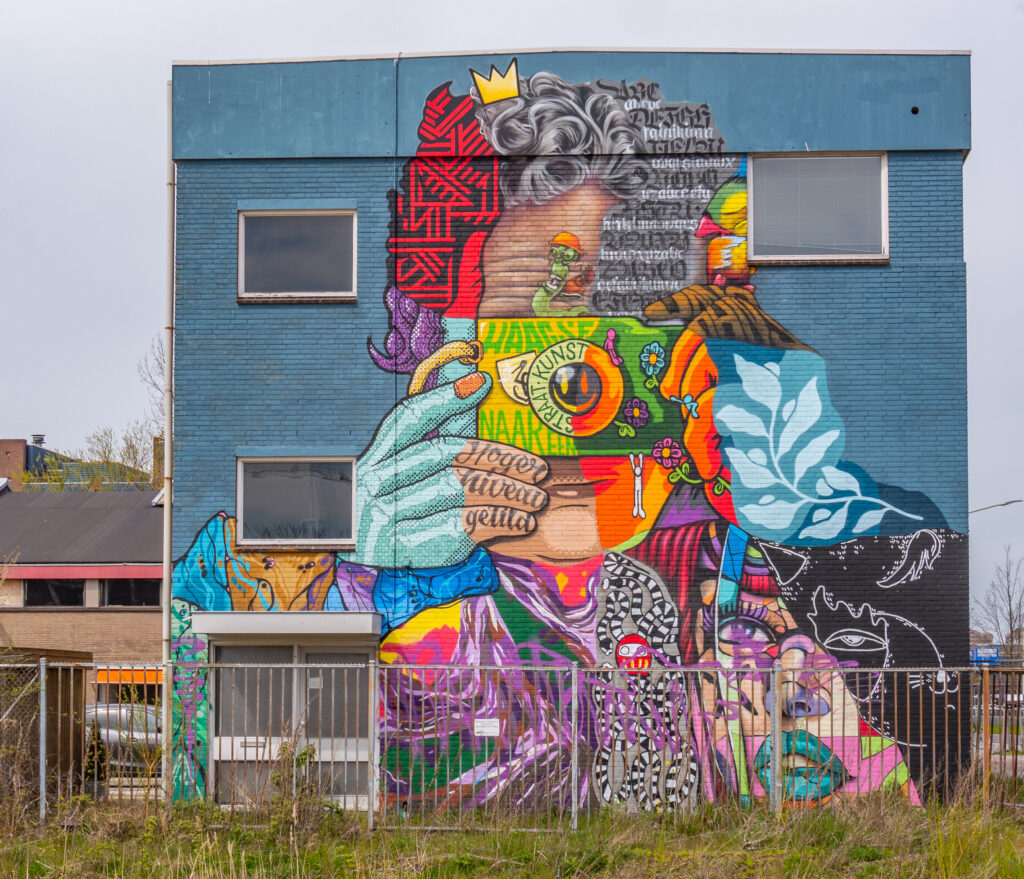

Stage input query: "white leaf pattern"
[
  {"left": 777, "top": 377, "right": 822, "bottom": 458},
  {"left": 853, "top": 508, "right": 886, "bottom": 533},
  {"left": 741, "top": 498, "right": 804, "bottom": 529},
  {"left": 793, "top": 429, "right": 840, "bottom": 485},
  {"left": 716, "top": 404, "right": 768, "bottom": 438},
  {"left": 799, "top": 504, "right": 849, "bottom": 540},
  {"left": 821, "top": 465, "right": 860, "bottom": 494},
  {"left": 723, "top": 447, "right": 779, "bottom": 489},
  {"left": 734, "top": 355, "right": 781, "bottom": 411}
]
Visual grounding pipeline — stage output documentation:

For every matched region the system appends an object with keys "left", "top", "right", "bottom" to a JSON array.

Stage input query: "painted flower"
[
  {"left": 652, "top": 437, "right": 683, "bottom": 469},
  {"left": 640, "top": 342, "right": 666, "bottom": 377},
  {"left": 623, "top": 398, "right": 650, "bottom": 429}
]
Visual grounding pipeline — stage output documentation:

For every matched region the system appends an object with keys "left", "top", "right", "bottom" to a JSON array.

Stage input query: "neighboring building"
[
  {"left": 0, "top": 436, "right": 66, "bottom": 491},
  {"left": 0, "top": 490, "right": 162, "bottom": 664},
  {"left": 170, "top": 50, "right": 970, "bottom": 806},
  {"left": 0, "top": 435, "right": 152, "bottom": 492}
]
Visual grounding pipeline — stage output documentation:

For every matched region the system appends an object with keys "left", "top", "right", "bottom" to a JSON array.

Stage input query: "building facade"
[
  {"left": 0, "top": 490, "right": 163, "bottom": 664},
  {"left": 170, "top": 50, "right": 970, "bottom": 807}
]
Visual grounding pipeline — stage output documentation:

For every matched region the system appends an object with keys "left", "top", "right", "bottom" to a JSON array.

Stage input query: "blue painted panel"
[
  {"left": 172, "top": 52, "right": 970, "bottom": 159},
  {"left": 397, "top": 52, "right": 970, "bottom": 154},
  {"left": 173, "top": 60, "right": 398, "bottom": 159}
]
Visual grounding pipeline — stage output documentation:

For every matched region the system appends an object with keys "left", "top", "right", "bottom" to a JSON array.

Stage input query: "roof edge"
[{"left": 172, "top": 47, "right": 972, "bottom": 66}]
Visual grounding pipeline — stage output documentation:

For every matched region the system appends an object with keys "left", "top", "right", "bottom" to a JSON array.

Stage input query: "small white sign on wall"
[{"left": 474, "top": 717, "right": 500, "bottom": 737}]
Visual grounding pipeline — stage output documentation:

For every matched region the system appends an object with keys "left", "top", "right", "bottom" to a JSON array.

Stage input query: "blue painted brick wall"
[
  {"left": 173, "top": 150, "right": 967, "bottom": 553},
  {"left": 173, "top": 158, "right": 403, "bottom": 547},
  {"left": 756, "top": 150, "right": 967, "bottom": 533}
]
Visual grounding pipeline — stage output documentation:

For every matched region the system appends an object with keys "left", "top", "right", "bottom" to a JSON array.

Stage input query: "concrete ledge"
[{"left": 190, "top": 611, "right": 382, "bottom": 637}]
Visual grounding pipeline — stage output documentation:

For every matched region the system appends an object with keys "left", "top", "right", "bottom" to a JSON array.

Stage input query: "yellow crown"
[{"left": 471, "top": 59, "right": 520, "bottom": 105}]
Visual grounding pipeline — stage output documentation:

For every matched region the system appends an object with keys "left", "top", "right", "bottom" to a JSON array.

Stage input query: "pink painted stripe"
[{"left": 7, "top": 564, "right": 162, "bottom": 579}]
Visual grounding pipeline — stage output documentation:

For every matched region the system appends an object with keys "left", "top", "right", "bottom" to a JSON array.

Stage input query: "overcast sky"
[{"left": 1, "top": 0, "right": 1020, "bottom": 599}]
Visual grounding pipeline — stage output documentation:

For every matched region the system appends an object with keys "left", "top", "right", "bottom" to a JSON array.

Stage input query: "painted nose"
[{"left": 766, "top": 682, "right": 830, "bottom": 718}]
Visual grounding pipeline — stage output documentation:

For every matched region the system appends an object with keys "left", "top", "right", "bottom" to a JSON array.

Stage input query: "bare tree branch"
[
  {"left": 136, "top": 334, "right": 165, "bottom": 438},
  {"left": 973, "top": 545, "right": 1024, "bottom": 657}
]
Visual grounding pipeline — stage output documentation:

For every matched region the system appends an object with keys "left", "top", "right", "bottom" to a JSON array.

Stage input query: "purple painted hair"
[{"left": 367, "top": 286, "right": 445, "bottom": 389}]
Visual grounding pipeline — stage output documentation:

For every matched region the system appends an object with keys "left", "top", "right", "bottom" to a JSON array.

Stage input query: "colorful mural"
[{"left": 172, "top": 59, "right": 965, "bottom": 807}]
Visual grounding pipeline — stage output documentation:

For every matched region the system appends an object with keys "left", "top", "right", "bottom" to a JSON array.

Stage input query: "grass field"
[{"left": 3, "top": 793, "right": 1024, "bottom": 879}]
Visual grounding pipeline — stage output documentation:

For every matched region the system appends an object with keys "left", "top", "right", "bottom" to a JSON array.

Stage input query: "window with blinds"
[{"left": 750, "top": 155, "right": 888, "bottom": 261}]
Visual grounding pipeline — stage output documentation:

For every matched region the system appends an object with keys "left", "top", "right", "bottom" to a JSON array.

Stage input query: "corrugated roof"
[{"left": 0, "top": 491, "right": 161, "bottom": 564}]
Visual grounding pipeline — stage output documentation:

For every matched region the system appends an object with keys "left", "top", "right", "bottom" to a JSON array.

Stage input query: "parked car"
[{"left": 85, "top": 703, "right": 161, "bottom": 774}]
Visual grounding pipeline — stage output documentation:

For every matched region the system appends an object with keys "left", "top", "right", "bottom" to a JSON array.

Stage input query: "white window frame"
[
  {"left": 237, "top": 209, "right": 358, "bottom": 303},
  {"left": 747, "top": 152, "right": 889, "bottom": 265},
  {"left": 236, "top": 456, "right": 357, "bottom": 550}
]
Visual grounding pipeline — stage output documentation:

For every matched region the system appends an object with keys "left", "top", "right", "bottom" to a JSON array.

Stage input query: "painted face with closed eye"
[{"left": 694, "top": 580, "right": 914, "bottom": 803}]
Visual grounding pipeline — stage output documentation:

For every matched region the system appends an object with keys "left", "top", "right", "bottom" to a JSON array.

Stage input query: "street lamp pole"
[{"left": 969, "top": 499, "right": 1023, "bottom": 514}]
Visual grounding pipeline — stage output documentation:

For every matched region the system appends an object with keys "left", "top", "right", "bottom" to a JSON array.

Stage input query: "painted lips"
[{"left": 753, "top": 730, "right": 849, "bottom": 802}]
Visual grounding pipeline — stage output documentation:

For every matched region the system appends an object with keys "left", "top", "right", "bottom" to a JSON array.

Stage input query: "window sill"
[
  {"left": 234, "top": 540, "right": 355, "bottom": 552},
  {"left": 237, "top": 292, "right": 357, "bottom": 304},
  {"left": 748, "top": 255, "right": 890, "bottom": 267}
]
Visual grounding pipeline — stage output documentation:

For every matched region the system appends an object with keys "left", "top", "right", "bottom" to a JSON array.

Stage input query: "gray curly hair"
[{"left": 473, "top": 71, "right": 652, "bottom": 207}]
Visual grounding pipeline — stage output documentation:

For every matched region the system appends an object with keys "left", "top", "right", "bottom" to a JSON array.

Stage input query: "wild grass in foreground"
[{"left": 3, "top": 793, "right": 1024, "bottom": 879}]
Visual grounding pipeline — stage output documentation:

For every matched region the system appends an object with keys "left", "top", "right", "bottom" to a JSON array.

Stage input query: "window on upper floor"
[
  {"left": 103, "top": 578, "right": 161, "bottom": 607},
  {"left": 237, "top": 211, "right": 356, "bottom": 302},
  {"left": 236, "top": 458, "right": 355, "bottom": 548},
  {"left": 749, "top": 155, "right": 888, "bottom": 263},
  {"left": 24, "top": 580, "right": 84, "bottom": 607}
]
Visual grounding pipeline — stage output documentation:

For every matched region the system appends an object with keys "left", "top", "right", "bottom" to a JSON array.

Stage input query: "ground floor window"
[{"left": 24, "top": 579, "right": 84, "bottom": 606}]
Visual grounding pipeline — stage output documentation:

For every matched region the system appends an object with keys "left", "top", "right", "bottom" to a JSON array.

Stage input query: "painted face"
[
  {"left": 473, "top": 182, "right": 686, "bottom": 562},
  {"left": 695, "top": 580, "right": 913, "bottom": 804},
  {"left": 615, "top": 633, "right": 652, "bottom": 673}
]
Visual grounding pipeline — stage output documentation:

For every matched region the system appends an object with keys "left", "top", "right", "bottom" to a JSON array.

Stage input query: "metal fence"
[{"left": 5, "top": 659, "right": 1024, "bottom": 826}]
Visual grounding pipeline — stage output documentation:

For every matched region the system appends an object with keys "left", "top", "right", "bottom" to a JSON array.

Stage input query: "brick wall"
[
  {"left": 0, "top": 609, "right": 160, "bottom": 662},
  {"left": 0, "top": 439, "right": 26, "bottom": 489}
]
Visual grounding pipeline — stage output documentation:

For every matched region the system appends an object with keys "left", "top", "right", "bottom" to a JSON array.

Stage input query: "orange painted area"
[
  {"left": 580, "top": 456, "right": 673, "bottom": 548},
  {"left": 568, "top": 345, "right": 624, "bottom": 437},
  {"left": 98, "top": 669, "right": 162, "bottom": 684}
]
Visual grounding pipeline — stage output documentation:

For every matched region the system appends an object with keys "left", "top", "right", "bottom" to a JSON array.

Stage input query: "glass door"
[
  {"left": 211, "top": 645, "right": 294, "bottom": 805},
  {"left": 301, "top": 652, "right": 372, "bottom": 810}
]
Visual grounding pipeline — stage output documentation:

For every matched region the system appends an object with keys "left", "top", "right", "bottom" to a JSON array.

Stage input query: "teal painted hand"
[{"left": 349, "top": 372, "right": 550, "bottom": 569}]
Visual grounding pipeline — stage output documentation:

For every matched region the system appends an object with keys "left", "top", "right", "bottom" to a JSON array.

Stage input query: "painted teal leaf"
[
  {"left": 812, "top": 508, "right": 830, "bottom": 523},
  {"left": 821, "top": 465, "right": 860, "bottom": 494},
  {"left": 749, "top": 448, "right": 768, "bottom": 465},
  {"left": 716, "top": 404, "right": 769, "bottom": 438},
  {"left": 724, "top": 447, "right": 779, "bottom": 490},
  {"left": 734, "top": 354, "right": 781, "bottom": 412},
  {"left": 853, "top": 508, "right": 886, "bottom": 533},
  {"left": 815, "top": 478, "right": 834, "bottom": 497},
  {"left": 777, "top": 377, "right": 822, "bottom": 457},
  {"left": 793, "top": 429, "right": 840, "bottom": 485},
  {"left": 758, "top": 494, "right": 777, "bottom": 505},
  {"left": 740, "top": 498, "right": 804, "bottom": 529},
  {"left": 782, "top": 399, "right": 796, "bottom": 422},
  {"left": 798, "top": 504, "right": 849, "bottom": 540}
]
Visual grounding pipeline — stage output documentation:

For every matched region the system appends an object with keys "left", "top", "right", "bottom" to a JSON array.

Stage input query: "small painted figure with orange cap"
[{"left": 532, "top": 231, "right": 589, "bottom": 316}]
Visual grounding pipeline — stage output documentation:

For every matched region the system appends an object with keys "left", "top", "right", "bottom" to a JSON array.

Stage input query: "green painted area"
[
  {"left": 384, "top": 734, "right": 496, "bottom": 796},
  {"left": 478, "top": 317, "right": 684, "bottom": 457},
  {"left": 860, "top": 735, "right": 899, "bottom": 759}
]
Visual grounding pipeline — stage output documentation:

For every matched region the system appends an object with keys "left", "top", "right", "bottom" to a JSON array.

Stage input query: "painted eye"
[
  {"left": 718, "top": 619, "right": 773, "bottom": 645},
  {"left": 549, "top": 363, "right": 602, "bottom": 415},
  {"left": 618, "top": 644, "right": 638, "bottom": 657},
  {"left": 823, "top": 628, "right": 887, "bottom": 653}
]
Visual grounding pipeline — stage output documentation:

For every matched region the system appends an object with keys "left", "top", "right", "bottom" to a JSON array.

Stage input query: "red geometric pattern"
[{"left": 388, "top": 84, "right": 501, "bottom": 316}]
